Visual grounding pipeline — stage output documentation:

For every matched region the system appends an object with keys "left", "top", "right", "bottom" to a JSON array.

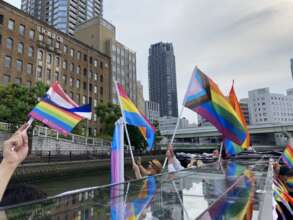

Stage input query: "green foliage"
[
  {"left": 96, "top": 102, "right": 121, "bottom": 137},
  {"left": 0, "top": 82, "right": 48, "bottom": 127}
]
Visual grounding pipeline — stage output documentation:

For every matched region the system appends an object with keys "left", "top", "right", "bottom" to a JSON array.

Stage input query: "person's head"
[
  {"left": 187, "top": 159, "right": 197, "bottom": 168},
  {"left": 147, "top": 159, "right": 162, "bottom": 175},
  {"left": 0, "top": 184, "right": 47, "bottom": 206}
]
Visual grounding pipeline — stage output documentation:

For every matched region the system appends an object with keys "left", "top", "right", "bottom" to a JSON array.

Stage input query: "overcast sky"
[{"left": 6, "top": 0, "right": 293, "bottom": 122}]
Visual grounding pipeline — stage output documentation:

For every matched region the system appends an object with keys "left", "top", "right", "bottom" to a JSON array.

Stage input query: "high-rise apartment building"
[
  {"left": 75, "top": 17, "right": 138, "bottom": 104},
  {"left": 0, "top": 1, "right": 111, "bottom": 136},
  {"left": 148, "top": 42, "right": 178, "bottom": 117},
  {"left": 21, "top": 0, "right": 103, "bottom": 35},
  {"left": 136, "top": 81, "right": 145, "bottom": 113},
  {"left": 248, "top": 88, "right": 293, "bottom": 124}
]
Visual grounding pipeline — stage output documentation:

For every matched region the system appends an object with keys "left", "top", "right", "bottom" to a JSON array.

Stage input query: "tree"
[
  {"left": 0, "top": 82, "right": 48, "bottom": 128},
  {"left": 96, "top": 103, "right": 121, "bottom": 138}
]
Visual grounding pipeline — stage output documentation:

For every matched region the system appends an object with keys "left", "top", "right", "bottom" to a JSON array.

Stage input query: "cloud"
[{"left": 7, "top": 0, "right": 293, "bottom": 123}]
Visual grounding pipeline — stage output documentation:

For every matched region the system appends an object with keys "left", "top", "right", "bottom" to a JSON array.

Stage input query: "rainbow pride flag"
[
  {"left": 116, "top": 83, "right": 155, "bottom": 150},
  {"left": 282, "top": 144, "right": 293, "bottom": 169},
  {"left": 29, "top": 82, "right": 92, "bottom": 135},
  {"left": 183, "top": 67, "right": 246, "bottom": 145},
  {"left": 224, "top": 83, "right": 250, "bottom": 156}
]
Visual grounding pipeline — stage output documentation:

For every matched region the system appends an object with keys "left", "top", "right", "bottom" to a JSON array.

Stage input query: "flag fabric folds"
[
  {"left": 116, "top": 83, "right": 156, "bottom": 150},
  {"left": 29, "top": 82, "right": 92, "bottom": 135},
  {"left": 282, "top": 144, "right": 293, "bottom": 169},
  {"left": 111, "top": 118, "right": 125, "bottom": 184},
  {"left": 224, "top": 83, "right": 250, "bottom": 156},
  {"left": 183, "top": 67, "right": 247, "bottom": 145}
]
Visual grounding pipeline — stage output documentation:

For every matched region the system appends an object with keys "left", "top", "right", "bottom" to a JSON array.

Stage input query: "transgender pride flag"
[{"left": 111, "top": 118, "right": 125, "bottom": 184}]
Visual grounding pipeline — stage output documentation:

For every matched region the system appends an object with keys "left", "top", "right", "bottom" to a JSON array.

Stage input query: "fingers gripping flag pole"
[{"left": 111, "top": 118, "right": 125, "bottom": 184}]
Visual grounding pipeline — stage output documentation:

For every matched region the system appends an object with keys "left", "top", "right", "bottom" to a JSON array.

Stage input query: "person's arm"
[
  {"left": 138, "top": 164, "right": 152, "bottom": 176},
  {"left": 166, "top": 145, "right": 184, "bottom": 172},
  {"left": 0, "top": 124, "right": 29, "bottom": 201},
  {"left": 133, "top": 162, "right": 142, "bottom": 179}
]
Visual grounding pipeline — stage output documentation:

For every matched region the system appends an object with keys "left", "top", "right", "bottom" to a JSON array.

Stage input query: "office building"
[
  {"left": 248, "top": 88, "right": 293, "bottom": 124},
  {"left": 21, "top": 0, "right": 103, "bottom": 35},
  {"left": 145, "top": 101, "right": 160, "bottom": 125},
  {"left": 239, "top": 98, "right": 250, "bottom": 125},
  {"left": 75, "top": 17, "right": 137, "bottom": 104},
  {"left": 0, "top": 1, "right": 111, "bottom": 136},
  {"left": 158, "top": 116, "right": 189, "bottom": 132},
  {"left": 148, "top": 42, "right": 178, "bottom": 117},
  {"left": 136, "top": 81, "right": 145, "bottom": 113}
]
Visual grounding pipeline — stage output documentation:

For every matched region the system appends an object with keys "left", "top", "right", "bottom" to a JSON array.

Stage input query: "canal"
[{"left": 21, "top": 166, "right": 134, "bottom": 196}]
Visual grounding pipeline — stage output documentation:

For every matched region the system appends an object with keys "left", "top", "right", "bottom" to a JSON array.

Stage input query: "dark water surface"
[{"left": 34, "top": 166, "right": 134, "bottom": 196}]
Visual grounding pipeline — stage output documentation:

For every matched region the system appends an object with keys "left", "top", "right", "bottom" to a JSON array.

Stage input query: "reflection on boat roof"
[{"left": 1, "top": 159, "right": 271, "bottom": 220}]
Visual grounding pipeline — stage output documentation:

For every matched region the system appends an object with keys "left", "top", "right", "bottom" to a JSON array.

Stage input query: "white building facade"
[{"left": 248, "top": 88, "right": 293, "bottom": 124}]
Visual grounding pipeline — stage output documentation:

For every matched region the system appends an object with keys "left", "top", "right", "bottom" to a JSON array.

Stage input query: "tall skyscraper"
[
  {"left": 21, "top": 0, "right": 103, "bottom": 35},
  {"left": 148, "top": 42, "right": 178, "bottom": 117}
]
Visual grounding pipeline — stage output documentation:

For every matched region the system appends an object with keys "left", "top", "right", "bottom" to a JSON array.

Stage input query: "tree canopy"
[{"left": 0, "top": 82, "right": 48, "bottom": 127}]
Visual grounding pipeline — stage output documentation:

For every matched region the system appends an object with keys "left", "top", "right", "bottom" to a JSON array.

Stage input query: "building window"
[
  {"left": 15, "top": 78, "right": 21, "bottom": 84},
  {"left": 100, "top": 75, "right": 103, "bottom": 82},
  {"left": 39, "top": 33, "right": 44, "bottom": 41},
  {"left": 16, "top": 60, "right": 23, "bottom": 71},
  {"left": 0, "top": 34, "right": 2, "bottom": 44},
  {"left": 89, "top": 57, "right": 93, "bottom": 64},
  {"left": 6, "top": 38, "right": 13, "bottom": 49},
  {"left": 27, "top": 63, "right": 33, "bottom": 74},
  {"left": 94, "top": 99, "right": 97, "bottom": 107},
  {"left": 55, "top": 41, "right": 60, "bottom": 49},
  {"left": 47, "top": 69, "right": 51, "bottom": 80},
  {"left": 76, "top": 94, "right": 80, "bottom": 103},
  {"left": 100, "top": 61, "right": 103, "bottom": 69},
  {"left": 62, "top": 75, "right": 67, "bottom": 84},
  {"left": 29, "top": 29, "right": 35, "bottom": 40},
  {"left": 4, "top": 56, "right": 12, "bottom": 68},
  {"left": 94, "top": 86, "right": 97, "bottom": 94},
  {"left": 94, "top": 73, "right": 97, "bottom": 80},
  {"left": 28, "top": 47, "right": 34, "bottom": 58},
  {"left": 47, "top": 37, "right": 52, "bottom": 46},
  {"left": 37, "top": 66, "right": 42, "bottom": 78},
  {"left": 84, "top": 54, "right": 87, "bottom": 61},
  {"left": 37, "top": 50, "right": 43, "bottom": 60},
  {"left": 63, "top": 60, "right": 67, "bottom": 69},
  {"left": 76, "top": 65, "right": 80, "bottom": 74},
  {"left": 8, "top": 19, "right": 15, "bottom": 31},
  {"left": 0, "top": 15, "right": 3, "bottom": 24},
  {"left": 55, "top": 57, "right": 60, "bottom": 66},
  {"left": 70, "top": 63, "right": 74, "bottom": 72},
  {"left": 17, "top": 42, "right": 24, "bottom": 54},
  {"left": 3, "top": 75, "right": 10, "bottom": 83},
  {"left": 82, "top": 96, "right": 86, "bottom": 104},
  {"left": 55, "top": 72, "right": 59, "bottom": 80},
  {"left": 83, "top": 82, "right": 87, "bottom": 90},
  {"left": 70, "top": 48, "right": 74, "bottom": 57},
  {"left": 47, "top": 54, "right": 52, "bottom": 64},
  {"left": 63, "top": 45, "right": 68, "bottom": 53},
  {"left": 94, "top": 60, "right": 97, "bottom": 67},
  {"left": 100, "top": 87, "right": 103, "bottom": 95},
  {"left": 89, "top": 83, "right": 92, "bottom": 91},
  {"left": 83, "top": 68, "right": 87, "bottom": 76},
  {"left": 19, "top": 25, "right": 25, "bottom": 36},
  {"left": 77, "top": 51, "right": 81, "bottom": 60},
  {"left": 76, "top": 80, "right": 80, "bottom": 88},
  {"left": 70, "top": 77, "right": 73, "bottom": 86}
]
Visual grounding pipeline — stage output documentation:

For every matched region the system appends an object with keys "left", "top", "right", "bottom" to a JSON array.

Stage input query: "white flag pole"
[
  {"left": 114, "top": 81, "right": 135, "bottom": 164},
  {"left": 162, "top": 105, "right": 185, "bottom": 169},
  {"left": 162, "top": 67, "right": 198, "bottom": 169}
]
